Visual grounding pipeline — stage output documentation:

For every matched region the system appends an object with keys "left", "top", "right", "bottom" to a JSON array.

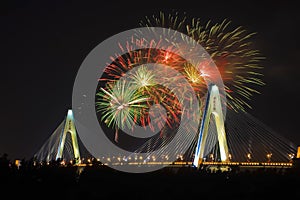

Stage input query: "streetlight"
[
  {"left": 228, "top": 154, "right": 232, "bottom": 161},
  {"left": 209, "top": 154, "right": 214, "bottom": 161},
  {"left": 266, "top": 153, "right": 272, "bottom": 162},
  {"left": 247, "top": 153, "right": 252, "bottom": 162},
  {"left": 288, "top": 153, "right": 295, "bottom": 162}
]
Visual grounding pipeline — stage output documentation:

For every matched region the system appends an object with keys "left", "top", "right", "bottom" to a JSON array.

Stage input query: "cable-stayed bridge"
[{"left": 34, "top": 85, "right": 298, "bottom": 169}]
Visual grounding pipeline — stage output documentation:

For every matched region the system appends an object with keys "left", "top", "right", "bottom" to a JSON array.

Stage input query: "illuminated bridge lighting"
[
  {"left": 34, "top": 86, "right": 298, "bottom": 170},
  {"left": 62, "top": 158, "right": 293, "bottom": 169}
]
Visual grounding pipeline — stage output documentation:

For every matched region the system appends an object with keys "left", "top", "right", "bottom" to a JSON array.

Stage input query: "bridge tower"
[
  {"left": 56, "top": 109, "right": 81, "bottom": 163},
  {"left": 193, "top": 84, "right": 229, "bottom": 168},
  {"left": 297, "top": 146, "right": 300, "bottom": 159}
]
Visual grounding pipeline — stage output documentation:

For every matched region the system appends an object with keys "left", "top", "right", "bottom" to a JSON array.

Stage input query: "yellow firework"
[{"left": 140, "top": 11, "right": 265, "bottom": 112}]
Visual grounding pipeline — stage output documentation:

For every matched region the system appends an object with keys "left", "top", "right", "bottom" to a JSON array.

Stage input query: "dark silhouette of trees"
[{"left": 0, "top": 152, "right": 300, "bottom": 198}]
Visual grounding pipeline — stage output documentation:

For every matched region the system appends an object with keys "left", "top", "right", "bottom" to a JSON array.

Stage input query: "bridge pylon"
[
  {"left": 56, "top": 109, "right": 81, "bottom": 164},
  {"left": 193, "top": 84, "right": 229, "bottom": 168}
]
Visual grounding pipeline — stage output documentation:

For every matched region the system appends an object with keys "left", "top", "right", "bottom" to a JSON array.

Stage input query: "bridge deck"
[{"left": 74, "top": 161, "right": 293, "bottom": 168}]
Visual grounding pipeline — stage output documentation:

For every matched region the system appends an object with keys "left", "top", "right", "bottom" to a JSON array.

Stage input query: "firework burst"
[
  {"left": 96, "top": 11, "right": 263, "bottom": 142},
  {"left": 98, "top": 38, "right": 200, "bottom": 134},
  {"left": 96, "top": 80, "right": 149, "bottom": 142},
  {"left": 129, "top": 65, "right": 156, "bottom": 90},
  {"left": 140, "top": 11, "right": 265, "bottom": 112}
]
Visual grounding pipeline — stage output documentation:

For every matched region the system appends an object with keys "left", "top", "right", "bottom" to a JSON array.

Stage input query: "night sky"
[{"left": 1, "top": 1, "right": 300, "bottom": 160}]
